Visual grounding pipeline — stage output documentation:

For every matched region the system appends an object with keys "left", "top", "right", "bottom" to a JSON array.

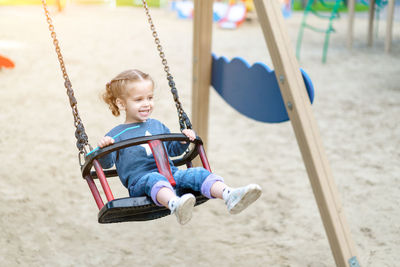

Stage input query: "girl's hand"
[
  {"left": 182, "top": 129, "right": 196, "bottom": 142},
  {"left": 98, "top": 136, "right": 115, "bottom": 148}
]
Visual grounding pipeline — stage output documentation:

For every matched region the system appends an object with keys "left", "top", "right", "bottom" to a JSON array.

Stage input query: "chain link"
[
  {"left": 141, "top": 0, "right": 192, "bottom": 131},
  {"left": 41, "top": 0, "right": 91, "bottom": 161}
]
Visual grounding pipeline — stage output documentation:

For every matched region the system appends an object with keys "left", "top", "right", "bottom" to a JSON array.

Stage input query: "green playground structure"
[
  {"left": 296, "top": 0, "right": 345, "bottom": 63},
  {"left": 296, "top": 0, "right": 388, "bottom": 63}
]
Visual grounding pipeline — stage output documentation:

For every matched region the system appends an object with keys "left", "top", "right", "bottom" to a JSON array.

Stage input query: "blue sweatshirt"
[{"left": 98, "top": 119, "right": 189, "bottom": 189}]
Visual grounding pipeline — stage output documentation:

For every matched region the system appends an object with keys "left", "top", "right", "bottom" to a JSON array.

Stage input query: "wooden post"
[
  {"left": 192, "top": 0, "right": 214, "bottom": 149},
  {"left": 347, "top": 0, "right": 355, "bottom": 49},
  {"left": 385, "top": 0, "right": 395, "bottom": 53},
  {"left": 367, "top": 0, "right": 376, "bottom": 47},
  {"left": 253, "top": 1, "right": 359, "bottom": 266}
]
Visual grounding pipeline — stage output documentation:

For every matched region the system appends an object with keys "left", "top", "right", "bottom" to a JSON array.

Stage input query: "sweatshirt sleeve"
[
  {"left": 97, "top": 129, "right": 117, "bottom": 169},
  {"left": 98, "top": 150, "right": 116, "bottom": 169},
  {"left": 166, "top": 140, "right": 190, "bottom": 157},
  {"left": 160, "top": 122, "right": 190, "bottom": 157}
]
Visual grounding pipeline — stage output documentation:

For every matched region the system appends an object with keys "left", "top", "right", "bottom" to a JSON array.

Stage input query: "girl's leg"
[
  {"left": 173, "top": 167, "right": 225, "bottom": 199},
  {"left": 210, "top": 181, "right": 227, "bottom": 199},
  {"left": 130, "top": 172, "right": 174, "bottom": 207},
  {"left": 132, "top": 172, "right": 195, "bottom": 225},
  {"left": 156, "top": 187, "right": 176, "bottom": 208},
  {"left": 174, "top": 168, "right": 262, "bottom": 214},
  {"left": 155, "top": 186, "right": 195, "bottom": 225}
]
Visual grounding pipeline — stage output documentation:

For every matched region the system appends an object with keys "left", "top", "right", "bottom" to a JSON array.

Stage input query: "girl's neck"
[{"left": 124, "top": 119, "right": 147, "bottom": 125}]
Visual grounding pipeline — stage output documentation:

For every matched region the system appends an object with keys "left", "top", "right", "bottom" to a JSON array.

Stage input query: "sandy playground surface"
[{"left": 0, "top": 3, "right": 399, "bottom": 266}]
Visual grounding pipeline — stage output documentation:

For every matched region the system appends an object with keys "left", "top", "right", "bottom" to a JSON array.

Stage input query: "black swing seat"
[
  {"left": 97, "top": 189, "right": 208, "bottom": 223},
  {"left": 81, "top": 134, "right": 210, "bottom": 224}
]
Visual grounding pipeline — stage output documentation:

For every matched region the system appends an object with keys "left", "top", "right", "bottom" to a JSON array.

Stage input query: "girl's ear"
[{"left": 116, "top": 98, "right": 125, "bottom": 111}]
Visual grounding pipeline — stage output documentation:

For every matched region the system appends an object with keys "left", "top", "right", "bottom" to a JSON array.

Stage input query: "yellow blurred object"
[
  {"left": 0, "top": 0, "right": 65, "bottom": 5},
  {"left": 117, "top": 0, "right": 167, "bottom": 7},
  {"left": 227, "top": 0, "right": 254, "bottom": 12},
  {"left": 243, "top": 0, "right": 254, "bottom": 12},
  {"left": 71, "top": 0, "right": 112, "bottom": 4}
]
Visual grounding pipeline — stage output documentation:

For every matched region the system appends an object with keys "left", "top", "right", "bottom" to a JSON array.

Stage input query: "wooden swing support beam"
[{"left": 191, "top": 1, "right": 360, "bottom": 266}]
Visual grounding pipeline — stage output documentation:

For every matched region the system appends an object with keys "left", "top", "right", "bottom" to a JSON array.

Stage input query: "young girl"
[{"left": 97, "top": 69, "right": 262, "bottom": 225}]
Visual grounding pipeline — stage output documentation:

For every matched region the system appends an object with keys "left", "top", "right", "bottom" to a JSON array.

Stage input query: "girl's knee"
[
  {"left": 151, "top": 180, "right": 175, "bottom": 206},
  {"left": 201, "top": 173, "right": 225, "bottom": 199}
]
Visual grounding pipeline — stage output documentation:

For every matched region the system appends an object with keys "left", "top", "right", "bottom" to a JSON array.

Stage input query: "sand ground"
[{"left": 0, "top": 3, "right": 399, "bottom": 266}]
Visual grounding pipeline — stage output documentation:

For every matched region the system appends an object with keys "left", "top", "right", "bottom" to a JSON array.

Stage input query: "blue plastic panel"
[{"left": 211, "top": 54, "right": 315, "bottom": 123}]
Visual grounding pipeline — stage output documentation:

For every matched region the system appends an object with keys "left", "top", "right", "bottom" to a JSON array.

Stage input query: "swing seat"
[
  {"left": 82, "top": 134, "right": 211, "bottom": 224},
  {"left": 98, "top": 189, "right": 208, "bottom": 223}
]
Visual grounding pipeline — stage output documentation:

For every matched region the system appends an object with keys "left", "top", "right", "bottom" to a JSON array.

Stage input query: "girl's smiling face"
[{"left": 117, "top": 79, "right": 154, "bottom": 124}]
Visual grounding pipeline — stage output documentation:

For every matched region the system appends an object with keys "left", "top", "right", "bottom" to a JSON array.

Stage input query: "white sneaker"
[
  {"left": 169, "top": 194, "right": 196, "bottom": 225},
  {"left": 224, "top": 184, "right": 262, "bottom": 214}
]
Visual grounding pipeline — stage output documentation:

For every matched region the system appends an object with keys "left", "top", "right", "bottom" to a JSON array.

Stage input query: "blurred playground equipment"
[
  {"left": 170, "top": 0, "right": 291, "bottom": 29},
  {"left": 297, "top": 0, "right": 396, "bottom": 62},
  {"left": 217, "top": 1, "right": 248, "bottom": 29},
  {"left": 296, "top": 0, "right": 345, "bottom": 63},
  {"left": 347, "top": 0, "right": 395, "bottom": 52},
  {"left": 170, "top": 0, "right": 252, "bottom": 29},
  {"left": 0, "top": 55, "right": 14, "bottom": 69},
  {"left": 170, "top": 0, "right": 194, "bottom": 18},
  {"left": 281, "top": 0, "right": 292, "bottom": 17}
]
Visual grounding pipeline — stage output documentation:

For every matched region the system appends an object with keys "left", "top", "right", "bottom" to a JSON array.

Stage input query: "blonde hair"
[{"left": 102, "top": 69, "right": 154, "bottom": 116}]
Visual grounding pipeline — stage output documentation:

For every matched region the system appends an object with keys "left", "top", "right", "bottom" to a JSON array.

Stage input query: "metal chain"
[
  {"left": 142, "top": 0, "right": 192, "bottom": 131},
  {"left": 41, "top": 0, "right": 91, "bottom": 164}
]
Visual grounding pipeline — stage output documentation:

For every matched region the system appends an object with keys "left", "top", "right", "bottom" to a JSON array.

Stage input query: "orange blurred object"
[{"left": 0, "top": 55, "right": 15, "bottom": 69}]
